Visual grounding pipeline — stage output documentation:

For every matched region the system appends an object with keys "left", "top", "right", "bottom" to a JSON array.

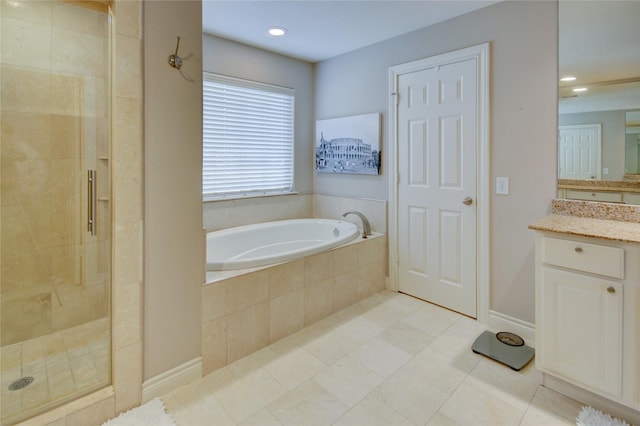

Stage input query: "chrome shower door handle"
[
  {"left": 462, "top": 197, "right": 473, "bottom": 206},
  {"left": 88, "top": 170, "right": 97, "bottom": 236}
]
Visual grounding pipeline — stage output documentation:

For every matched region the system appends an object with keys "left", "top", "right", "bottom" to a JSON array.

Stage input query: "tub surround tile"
[
  {"left": 226, "top": 270, "right": 270, "bottom": 313},
  {"left": 201, "top": 235, "right": 387, "bottom": 376},
  {"left": 304, "top": 251, "right": 334, "bottom": 286},
  {"left": 269, "top": 290, "right": 304, "bottom": 343},
  {"left": 304, "top": 278, "right": 335, "bottom": 326},
  {"left": 202, "top": 317, "right": 227, "bottom": 374},
  {"left": 227, "top": 302, "right": 270, "bottom": 365},
  {"left": 269, "top": 259, "right": 304, "bottom": 299},
  {"left": 312, "top": 194, "right": 387, "bottom": 234},
  {"left": 333, "top": 244, "right": 359, "bottom": 276},
  {"left": 202, "top": 281, "right": 228, "bottom": 322}
]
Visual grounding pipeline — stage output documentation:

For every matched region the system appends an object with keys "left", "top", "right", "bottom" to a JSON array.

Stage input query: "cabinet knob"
[
  {"left": 607, "top": 286, "right": 616, "bottom": 294},
  {"left": 574, "top": 247, "right": 583, "bottom": 253}
]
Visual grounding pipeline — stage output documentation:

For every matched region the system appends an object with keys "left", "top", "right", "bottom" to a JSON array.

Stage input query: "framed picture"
[{"left": 315, "top": 112, "right": 381, "bottom": 175}]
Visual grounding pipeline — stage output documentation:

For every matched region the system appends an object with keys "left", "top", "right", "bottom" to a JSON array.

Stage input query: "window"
[{"left": 203, "top": 73, "right": 295, "bottom": 200}]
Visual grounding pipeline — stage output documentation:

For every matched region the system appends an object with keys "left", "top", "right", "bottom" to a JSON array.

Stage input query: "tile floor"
[
  {"left": 0, "top": 319, "right": 110, "bottom": 425},
  {"left": 161, "top": 290, "right": 584, "bottom": 425}
]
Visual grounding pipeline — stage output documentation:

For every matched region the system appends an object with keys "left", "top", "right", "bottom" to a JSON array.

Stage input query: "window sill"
[{"left": 203, "top": 191, "right": 300, "bottom": 203}]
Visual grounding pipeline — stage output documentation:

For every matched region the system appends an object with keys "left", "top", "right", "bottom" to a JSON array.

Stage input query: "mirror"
[{"left": 558, "top": 1, "right": 640, "bottom": 182}]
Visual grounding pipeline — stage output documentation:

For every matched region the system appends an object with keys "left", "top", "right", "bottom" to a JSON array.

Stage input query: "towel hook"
[{"left": 168, "top": 36, "right": 183, "bottom": 70}]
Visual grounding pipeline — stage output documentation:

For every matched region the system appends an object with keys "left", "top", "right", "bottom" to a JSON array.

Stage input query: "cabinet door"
[{"left": 540, "top": 267, "right": 623, "bottom": 398}]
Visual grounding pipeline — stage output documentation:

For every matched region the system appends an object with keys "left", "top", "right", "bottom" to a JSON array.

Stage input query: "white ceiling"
[
  {"left": 201, "top": 1, "right": 640, "bottom": 114},
  {"left": 202, "top": 1, "right": 500, "bottom": 63}
]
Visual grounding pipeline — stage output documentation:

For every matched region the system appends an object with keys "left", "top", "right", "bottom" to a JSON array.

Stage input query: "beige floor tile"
[
  {"left": 267, "top": 380, "right": 349, "bottom": 425},
  {"left": 263, "top": 347, "right": 327, "bottom": 390},
  {"left": 439, "top": 381, "right": 525, "bottom": 426},
  {"left": 167, "top": 392, "right": 236, "bottom": 426},
  {"left": 334, "top": 315, "right": 385, "bottom": 343},
  {"left": 465, "top": 358, "right": 539, "bottom": 412},
  {"left": 333, "top": 395, "right": 413, "bottom": 426},
  {"left": 358, "top": 302, "right": 408, "bottom": 329},
  {"left": 402, "top": 347, "right": 472, "bottom": 394},
  {"left": 227, "top": 347, "right": 280, "bottom": 378},
  {"left": 214, "top": 368, "right": 288, "bottom": 423},
  {"left": 400, "top": 303, "right": 460, "bottom": 338},
  {"left": 239, "top": 408, "right": 283, "bottom": 426},
  {"left": 426, "top": 411, "right": 461, "bottom": 426},
  {"left": 370, "top": 367, "right": 450, "bottom": 425},
  {"left": 519, "top": 385, "right": 583, "bottom": 426},
  {"left": 302, "top": 329, "right": 359, "bottom": 365},
  {"left": 313, "top": 356, "right": 384, "bottom": 407},
  {"left": 378, "top": 321, "right": 434, "bottom": 355},
  {"left": 347, "top": 337, "right": 412, "bottom": 377}
]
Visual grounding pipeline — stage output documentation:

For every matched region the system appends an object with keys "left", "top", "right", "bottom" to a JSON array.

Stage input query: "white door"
[
  {"left": 396, "top": 58, "right": 478, "bottom": 317},
  {"left": 558, "top": 124, "right": 602, "bottom": 180}
]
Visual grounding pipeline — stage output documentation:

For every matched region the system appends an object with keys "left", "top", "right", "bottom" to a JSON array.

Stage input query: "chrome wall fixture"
[{"left": 168, "top": 36, "right": 183, "bottom": 70}]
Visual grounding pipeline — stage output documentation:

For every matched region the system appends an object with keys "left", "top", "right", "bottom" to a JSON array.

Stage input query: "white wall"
[
  {"left": 144, "top": 1, "right": 203, "bottom": 380},
  {"left": 314, "top": 1, "right": 558, "bottom": 324}
]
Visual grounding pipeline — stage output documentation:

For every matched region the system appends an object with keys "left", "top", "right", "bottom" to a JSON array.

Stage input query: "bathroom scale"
[{"left": 471, "top": 330, "right": 535, "bottom": 371}]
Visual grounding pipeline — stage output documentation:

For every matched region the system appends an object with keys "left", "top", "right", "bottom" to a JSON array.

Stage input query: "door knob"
[{"left": 463, "top": 197, "right": 473, "bottom": 206}]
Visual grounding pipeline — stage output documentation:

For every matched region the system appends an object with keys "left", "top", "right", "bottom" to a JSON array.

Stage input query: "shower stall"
[{"left": 1, "top": 1, "right": 112, "bottom": 424}]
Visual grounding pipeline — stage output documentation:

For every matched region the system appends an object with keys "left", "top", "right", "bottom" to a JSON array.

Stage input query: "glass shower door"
[{"left": 0, "top": 1, "right": 111, "bottom": 424}]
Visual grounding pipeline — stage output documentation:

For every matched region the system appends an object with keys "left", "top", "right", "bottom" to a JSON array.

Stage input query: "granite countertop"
[
  {"left": 528, "top": 214, "right": 640, "bottom": 243},
  {"left": 557, "top": 179, "right": 640, "bottom": 193}
]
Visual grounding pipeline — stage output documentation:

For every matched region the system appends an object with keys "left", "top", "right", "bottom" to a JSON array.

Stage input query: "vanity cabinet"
[
  {"left": 534, "top": 233, "right": 640, "bottom": 411},
  {"left": 564, "top": 189, "right": 623, "bottom": 203}
]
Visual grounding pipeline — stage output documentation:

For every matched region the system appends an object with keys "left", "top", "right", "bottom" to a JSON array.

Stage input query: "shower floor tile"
[
  {"left": 162, "top": 290, "right": 586, "bottom": 426},
  {"left": 0, "top": 318, "right": 110, "bottom": 425}
]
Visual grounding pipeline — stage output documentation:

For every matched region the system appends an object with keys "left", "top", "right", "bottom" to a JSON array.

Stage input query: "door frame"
[{"left": 388, "top": 43, "right": 490, "bottom": 323}]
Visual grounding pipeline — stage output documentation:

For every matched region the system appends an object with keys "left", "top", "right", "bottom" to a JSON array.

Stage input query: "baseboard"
[
  {"left": 543, "top": 373, "right": 640, "bottom": 425},
  {"left": 141, "top": 357, "right": 202, "bottom": 402},
  {"left": 488, "top": 310, "right": 536, "bottom": 346}
]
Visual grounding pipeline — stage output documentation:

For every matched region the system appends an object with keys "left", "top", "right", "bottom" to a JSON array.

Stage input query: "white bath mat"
[
  {"left": 576, "top": 406, "right": 630, "bottom": 426},
  {"left": 101, "top": 398, "right": 176, "bottom": 426}
]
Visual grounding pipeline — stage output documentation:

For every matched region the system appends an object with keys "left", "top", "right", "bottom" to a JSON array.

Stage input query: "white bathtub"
[{"left": 206, "top": 218, "right": 359, "bottom": 271}]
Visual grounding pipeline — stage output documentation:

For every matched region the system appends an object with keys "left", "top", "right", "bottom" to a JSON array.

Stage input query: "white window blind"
[{"left": 203, "top": 73, "right": 295, "bottom": 200}]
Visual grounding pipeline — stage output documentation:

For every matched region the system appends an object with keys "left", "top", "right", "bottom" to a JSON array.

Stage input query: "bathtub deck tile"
[
  {"left": 269, "top": 290, "right": 304, "bottom": 344},
  {"left": 269, "top": 259, "right": 304, "bottom": 299}
]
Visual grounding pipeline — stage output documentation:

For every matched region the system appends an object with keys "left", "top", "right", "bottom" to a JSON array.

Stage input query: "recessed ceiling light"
[
  {"left": 572, "top": 87, "right": 588, "bottom": 92},
  {"left": 267, "top": 27, "right": 288, "bottom": 37},
  {"left": 560, "top": 76, "right": 577, "bottom": 82}
]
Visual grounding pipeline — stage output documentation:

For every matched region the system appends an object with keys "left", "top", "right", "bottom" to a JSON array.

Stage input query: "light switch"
[{"left": 496, "top": 177, "right": 509, "bottom": 195}]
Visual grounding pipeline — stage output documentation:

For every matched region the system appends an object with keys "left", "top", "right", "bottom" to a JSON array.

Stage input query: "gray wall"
[
  {"left": 202, "top": 34, "right": 314, "bottom": 195},
  {"left": 314, "top": 0, "right": 558, "bottom": 323},
  {"left": 144, "top": 0, "right": 204, "bottom": 380},
  {"left": 559, "top": 109, "right": 627, "bottom": 180},
  {"left": 143, "top": 0, "right": 558, "bottom": 381}
]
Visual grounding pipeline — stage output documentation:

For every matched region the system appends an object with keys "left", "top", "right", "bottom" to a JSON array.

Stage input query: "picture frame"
[{"left": 315, "top": 112, "right": 381, "bottom": 175}]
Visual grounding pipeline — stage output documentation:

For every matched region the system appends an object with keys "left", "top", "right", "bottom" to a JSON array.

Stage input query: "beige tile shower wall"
[
  {"left": 203, "top": 193, "right": 313, "bottom": 231},
  {"left": 313, "top": 194, "right": 387, "bottom": 234},
  {"left": 14, "top": 1, "right": 145, "bottom": 424},
  {"left": 1, "top": 1, "right": 110, "bottom": 346},
  {"left": 201, "top": 235, "right": 387, "bottom": 375}
]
